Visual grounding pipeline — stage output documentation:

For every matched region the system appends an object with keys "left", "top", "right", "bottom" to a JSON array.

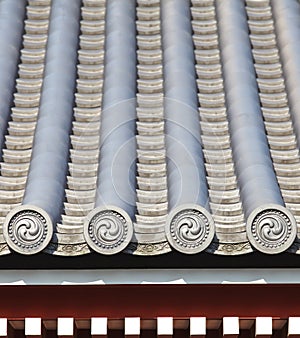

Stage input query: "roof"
[{"left": 0, "top": 0, "right": 300, "bottom": 257}]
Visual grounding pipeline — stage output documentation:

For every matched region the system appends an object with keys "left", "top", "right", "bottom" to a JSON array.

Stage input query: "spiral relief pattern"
[
  {"left": 3, "top": 208, "right": 53, "bottom": 255},
  {"left": 247, "top": 206, "right": 297, "bottom": 254},
  {"left": 166, "top": 206, "right": 215, "bottom": 254},
  {"left": 84, "top": 207, "right": 133, "bottom": 255}
]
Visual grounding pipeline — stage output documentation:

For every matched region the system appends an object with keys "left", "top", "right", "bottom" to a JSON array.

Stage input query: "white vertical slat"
[
  {"left": 57, "top": 318, "right": 74, "bottom": 337},
  {"left": 256, "top": 317, "right": 272, "bottom": 338},
  {"left": 190, "top": 317, "right": 206, "bottom": 338},
  {"left": 91, "top": 318, "right": 107, "bottom": 338},
  {"left": 25, "top": 318, "right": 41, "bottom": 337},
  {"left": 0, "top": 319, "right": 7, "bottom": 337},
  {"left": 125, "top": 317, "right": 140, "bottom": 338},
  {"left": 223, "top": 317, "right": 239, "bottom": 337},
  {"left": 157, "top": 318, "right": 173, "bottom": 338},
  {"left": 288, "top": 317, "right": 300, "bottom": 337}
]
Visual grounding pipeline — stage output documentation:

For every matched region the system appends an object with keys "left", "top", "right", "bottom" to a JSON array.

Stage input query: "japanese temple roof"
[{"left": 1, "top": 0, "right": 300, "bottom": 258}]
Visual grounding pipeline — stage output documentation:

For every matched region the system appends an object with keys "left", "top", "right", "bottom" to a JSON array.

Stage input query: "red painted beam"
[{"left": 0, "top": 284, "right": 297, "bottom": 318}]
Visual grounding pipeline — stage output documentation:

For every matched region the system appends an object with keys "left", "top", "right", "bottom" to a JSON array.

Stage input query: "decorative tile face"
[
  {"left": 84, "top": 206, "right": 133, "bottom": 255},
  {"left": 3, "top": 206, "right": 53, "bottom": 255},
  {"left": 246, "top": 205, "right": 297, "bottom": 254},
  {"left": 165, "top": 205, "right": 215, "bottom": 254}
]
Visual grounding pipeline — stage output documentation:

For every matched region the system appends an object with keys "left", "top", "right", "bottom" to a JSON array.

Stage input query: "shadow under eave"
[{"left": 0, "top": 250, "right": 300, "bottom": 269}]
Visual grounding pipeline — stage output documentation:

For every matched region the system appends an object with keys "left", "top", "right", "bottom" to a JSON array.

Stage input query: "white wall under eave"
[{"left": 0, "top": 268, "right": 299, "bottom": 285}]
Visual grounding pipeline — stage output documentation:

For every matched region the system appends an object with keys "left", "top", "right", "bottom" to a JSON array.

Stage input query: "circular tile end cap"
[
  {"left": 3, "top": 205, "right": 53, "bottom": 255},
  {"left": 165, "top": 204, "right": 215, "bottom": 254},
  {"left": 246, "top": 204, "right": 297, "bottom": 254},
  {"left": 84, "top": 205, "right": 134, "bottom": 255}
]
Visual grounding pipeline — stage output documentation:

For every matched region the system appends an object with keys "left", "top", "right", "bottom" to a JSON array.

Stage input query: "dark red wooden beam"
[{"left": 0, "top": 284, "right": 297, "bottom": 318}]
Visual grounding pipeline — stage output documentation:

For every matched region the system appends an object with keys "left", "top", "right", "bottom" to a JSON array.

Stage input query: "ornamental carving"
[
  {"left": 206, "top": 241, "right": 252, "bottom": 255},
  {"left": 3, "top": 206, "right": 53, "bottom": 255},
  {"left": 84, "top": 206, "right": 133, "bottom": 255},
  {"left": 124, "top": 241, "right": 171, "bottom": 255},
  {"left": 165, "top": 204, "right": 215, "bottom": 254},
  {"left": 246, "top": 205, "right": 297, "bottom": 254},
  {"left": 45, "top": 242, "right": 90, "bottom": 256}
]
